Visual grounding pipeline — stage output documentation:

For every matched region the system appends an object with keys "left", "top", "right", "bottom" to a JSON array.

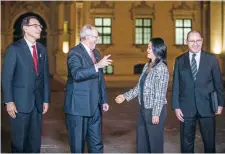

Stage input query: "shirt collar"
[
  {"left": 24, "top": 37, "right": 36, "bottom": 48},
  {"left": 81, "top": 42, "right": 91, "bottom": 53},
  {"left": 189, "top": 51, "right": 201, "bottom": 57}
]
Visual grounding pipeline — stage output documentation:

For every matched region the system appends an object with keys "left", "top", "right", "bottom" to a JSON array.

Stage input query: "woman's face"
[{"left": 147, "top": 42, "right": 156, "bottom": 60}]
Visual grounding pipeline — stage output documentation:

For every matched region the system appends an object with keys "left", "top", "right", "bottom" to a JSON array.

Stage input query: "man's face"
[
  {"left": 186, "top": 32, "right": 203, "bottom": 53},
  {"left": 86, "top": 29, "right": 99, "bottom": 51},
  {"left": 24, "top": 18, "right": 42, "bottom": 40}
]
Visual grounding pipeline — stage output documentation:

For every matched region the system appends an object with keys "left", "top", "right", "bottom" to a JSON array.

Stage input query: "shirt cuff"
[{"left": 94, "top": 64, "right": 99, "bottom": 72}]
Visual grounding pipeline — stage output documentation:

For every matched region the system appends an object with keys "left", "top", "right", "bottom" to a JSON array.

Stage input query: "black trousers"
[
  {"left": 180, "top": 114, "right": 216, "bottom": 153},
  {"left": 9, "top": 105, "right": 42, "bottom": 153},
  {"left": 136, "top": 105, "right": 166, "bottom": 153},
  {"left": 66, "top": 107, "right": 103, "bottom": 153}
]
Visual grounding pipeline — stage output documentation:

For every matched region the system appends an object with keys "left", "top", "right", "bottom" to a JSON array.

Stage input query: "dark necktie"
[
  {"left": 191, "top": 53, "right": 197, "bottom": 80},
  {"left": 32, "top": 45, "right": 38, "bottom": 74}
]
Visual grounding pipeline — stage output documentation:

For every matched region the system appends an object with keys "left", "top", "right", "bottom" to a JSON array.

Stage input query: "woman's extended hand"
[{"left": 115, "top": 94, "right": 125, "bottom": 104}]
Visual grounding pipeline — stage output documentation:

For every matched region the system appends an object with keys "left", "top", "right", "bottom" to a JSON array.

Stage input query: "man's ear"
[{"left": 23, "top": 26, "right": 27, "bottom": 33}]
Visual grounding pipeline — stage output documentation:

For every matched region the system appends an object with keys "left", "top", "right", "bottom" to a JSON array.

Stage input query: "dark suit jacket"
[
  {"left": 64, "top": 43, "right": 107, "bottom": 117},
  {"left": 172, "top": 51, "right": 224, "bottom": 118},
  {"left": 2, "top": 38, "right": 50, "bottom": 113}
]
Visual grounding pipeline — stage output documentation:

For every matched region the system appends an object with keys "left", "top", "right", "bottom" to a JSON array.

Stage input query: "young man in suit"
[
  {"left": 172, "top": 30, "right": 224, "bottom": 152},
  {"left": 2, "top": 16, "right": 50, "bottom": 152},
  {"left": 64, "top": 24, "right": 112, "bottom": 153}
]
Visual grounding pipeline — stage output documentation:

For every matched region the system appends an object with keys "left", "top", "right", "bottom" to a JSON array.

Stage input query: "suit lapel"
[
  {"left": 20, "top": 39, "right": 36, "bottom": 73},
  {"left": 36, "top": 43, "right": 42, "bottom": 74},
  {"left": 79, "top": 43, "right": 95, "bottom": 65},
  {"left": 195, "top": 51, "right": 206, "bottom": 82},
  {"left": 184, "top": 52, "right": 195, "bottom": 81}
]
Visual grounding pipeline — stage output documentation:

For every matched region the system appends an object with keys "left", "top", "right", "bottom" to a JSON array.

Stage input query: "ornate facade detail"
[
  {"left": 96, "top": 44, "right": 114, "bottom": 53},
  {"left": 91, "top": 1, "right": 114, "bottom": 9},
  {"left": 76, "top": 2, "right": 83, "bottom": 38},
  {"left": 130, "top": 1, "right": 155, "bottom": 20},
  {"left": 9, "top": 1, "right": 50, "bottom": 28},
  {"left": 170, "top": 2, "right": 198, "bottom": 52},
  {"left": 170, "top": 2, "right": 197, "bottom": 21},
  {"left": 76, "top": 2, "right": 83, "bottom": 9},
  {"left": 174, "top": 45, "right": 189, "bottom": 52},
  {"left": 90, "top": 1, "right": 115, "bottom": 19}
]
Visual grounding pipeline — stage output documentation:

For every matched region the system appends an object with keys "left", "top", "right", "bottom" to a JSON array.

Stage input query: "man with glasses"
[
  {"left": 172, "top": 30, "right": 224, "bottom": 152},
  {"left": 64, "top": 24, "right": 112, "bottom": 153},
  {"left": 2, "top": 16, "right": 50, "bottom": 152}
]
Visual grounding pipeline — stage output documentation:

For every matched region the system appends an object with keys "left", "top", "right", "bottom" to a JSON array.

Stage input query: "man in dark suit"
[
  {"left": 2, "top": 16, "right": 50, "bottom": 153},
  {"left": 64, "top": 24, "right": 112, "bottom": 153},
  {"left": 172, "top": 30, "right": 224, "bottom": 153}
]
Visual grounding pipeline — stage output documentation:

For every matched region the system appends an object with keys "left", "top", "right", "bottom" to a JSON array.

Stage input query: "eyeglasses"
[
  {"left": 27, "top": 24, "right": 43, "bottom": 29},
  {"left": 88, "top": 35, "right": 99, "bottom": 39},
  {"left": 188, "top": 39, "right": 202, "bottom": 44}
]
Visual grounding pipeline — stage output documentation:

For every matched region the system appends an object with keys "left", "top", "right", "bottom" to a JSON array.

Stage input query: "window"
[
  {"left": 103, "top": 65, "right": 114, "bottom": 75},
  {"left": 175, "top": 19, "right": 192, "bottom": 45},
  {"left": 135, "top": 18, "right": 152, "bottom": 45},
  {"left": 95, "top": 18, "right": 112, "bottom": 44}
]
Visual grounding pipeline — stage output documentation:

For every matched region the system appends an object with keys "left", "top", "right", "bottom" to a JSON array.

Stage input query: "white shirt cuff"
[{"left": 94, "top": 64, "right": 99, "bottom": 72}]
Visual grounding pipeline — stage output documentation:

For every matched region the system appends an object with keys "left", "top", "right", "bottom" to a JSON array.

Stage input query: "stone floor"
[{"left": 1, "top": 79, "right": 225, "bottom": 153}]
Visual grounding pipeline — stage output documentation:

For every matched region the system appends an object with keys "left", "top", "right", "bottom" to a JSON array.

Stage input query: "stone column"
[
  {"left": 222, "top": 1, "right": 225, "bottom": 79},
  {"left": 201, "top": 1, "right": 210, "bottom": 51},
  {"left": 49, "top": 2, "right": 59, "bottom": 77},
  {"left": 55, "top": 2, "right": 67, "bottom": 79},
  {"left": 75, "top": 2, "right": 84, "bottom": 44},
  {"left": 223, "top": 1, "right": 225, "bottom": 53},
  {"left": 210, "top": 1, "right": 222, "bottom": 54},
  {"left": 68, "top": 2, "right": 76, "bottom": 48},
  {"left": 46, "top": 28, "right": 54, "bottom": 76},
  {"left": 57, "top": 2, "right": 64, "bottom": 55}
]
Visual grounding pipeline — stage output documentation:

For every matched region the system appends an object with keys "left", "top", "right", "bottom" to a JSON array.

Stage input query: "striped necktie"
[{"left": 191, "top": 53, "right": 197, "bottom": 80}]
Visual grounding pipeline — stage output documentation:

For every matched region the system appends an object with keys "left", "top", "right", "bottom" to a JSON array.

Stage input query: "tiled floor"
[{"left": 1, "top": 80, "right": 225, "bottom": 153}]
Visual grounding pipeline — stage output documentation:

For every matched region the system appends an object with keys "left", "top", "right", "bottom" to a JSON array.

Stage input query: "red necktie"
[
  {"left": 90, "top": 50, "right": 96, "bottom": 64},
  {"left": 31, "top": 45, "right": 38, "bottom": 74}
]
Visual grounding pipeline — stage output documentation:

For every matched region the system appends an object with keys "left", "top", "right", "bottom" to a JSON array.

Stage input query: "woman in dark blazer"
[{"left": 115, "top": 37, "right": 169, "bottom": 153}]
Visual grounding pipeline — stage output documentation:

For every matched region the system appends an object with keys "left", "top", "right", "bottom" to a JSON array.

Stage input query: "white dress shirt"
[
  {"left": 24, "top": 37, "right": 38, "bottom": 59},
  {"left": 189, "top": 51, "right": 201, "bottom": 70},
  {"left": 81, "top": 42, "right": 98, "bottom": 72}
]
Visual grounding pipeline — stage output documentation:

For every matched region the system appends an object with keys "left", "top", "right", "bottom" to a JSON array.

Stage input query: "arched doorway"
[{"left": 13, "top": 12, "right": 47, "bottom": 46}]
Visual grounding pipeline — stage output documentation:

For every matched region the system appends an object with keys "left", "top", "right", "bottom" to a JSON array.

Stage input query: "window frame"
[
  {"left": 135, "top": 18, "right": 152, "bottom": 45},
  {"left": 175, "top": 18, "right": 192, "bottom": 45},
  {"left": 94, "top": 17, "right": 112, "bottom": 45}
]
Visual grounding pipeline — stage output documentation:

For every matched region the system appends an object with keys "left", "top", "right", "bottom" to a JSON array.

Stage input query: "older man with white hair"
[{"left": 64, "top": 24, "right": 112, "bottom": 153}]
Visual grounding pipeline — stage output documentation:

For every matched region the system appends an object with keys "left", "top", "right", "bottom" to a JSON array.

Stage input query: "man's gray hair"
[{"left": 80, "top": 24, "right": 96, "bottom": 41}]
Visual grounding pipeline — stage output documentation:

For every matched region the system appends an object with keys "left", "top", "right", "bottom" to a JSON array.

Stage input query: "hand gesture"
[
  {"left": 115, "top": 94, "right": 125, "bottom": 104},
  {"left": 96, "top": 54, "right": 113, "bottom": 69}
]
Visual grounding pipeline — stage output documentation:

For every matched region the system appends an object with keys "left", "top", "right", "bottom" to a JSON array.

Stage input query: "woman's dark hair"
[{"left": 149, "top": 37, "right": 167, "bottom": 67}]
